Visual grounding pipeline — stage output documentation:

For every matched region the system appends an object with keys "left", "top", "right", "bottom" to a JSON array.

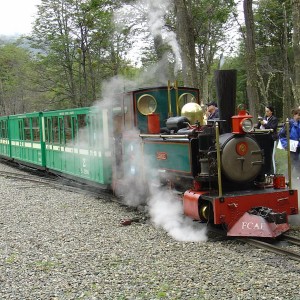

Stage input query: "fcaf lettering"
[{"left": 241, "top": 222, "right": 264, "bottom": 230}]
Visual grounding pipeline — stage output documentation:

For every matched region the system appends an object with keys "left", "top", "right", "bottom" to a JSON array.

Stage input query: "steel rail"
[
  {"left": 0, "top": 170, "right": 112, "bottom": 200},
  {"left": 243, "top": 238, "right": 300, "bottom": 262},
  {"left": 282, "top": 234, "right": 300, "bottom": 246}
]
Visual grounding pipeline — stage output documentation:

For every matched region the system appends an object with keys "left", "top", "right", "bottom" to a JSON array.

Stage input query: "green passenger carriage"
[
  {"left": 42, "top": 107, "right": 112, "bottom": 186},
  {"left": 8, "top": 112, "right": 45, "bottom": 167},
  {"left": 0, "top": 116, "right": 10, "bottom": 158},
  {"left": 0, "top": 106, "right": 113, "bottom": 187}
]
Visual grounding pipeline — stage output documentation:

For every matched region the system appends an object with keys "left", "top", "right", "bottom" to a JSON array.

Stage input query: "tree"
[
  {"left": 173, "top": 0, "right": 198, "bottom": 87},
  {"left": 30, "top": 0, "right": 128, "bottom": 108},
  {"left": 0, "top": 43, "right": 33, "bottom": 114},
  {"left": 243, "top": 0, "right": 259, "bottom": 118},
  {"left": 193, "top": 0, "right": 235, "bottom": 102},
  {"left": 252, "top": 0, "right": 293, "bottom": 119},
  {"left": 292, "top": 0, "right": 300, "bottom": 106}
]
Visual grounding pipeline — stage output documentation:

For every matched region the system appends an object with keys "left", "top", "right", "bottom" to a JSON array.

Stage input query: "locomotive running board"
[{"left": 227, "top": 212, "right": 290, "bottom": 238}]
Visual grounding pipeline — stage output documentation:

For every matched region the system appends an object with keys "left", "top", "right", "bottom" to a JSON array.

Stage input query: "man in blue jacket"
[{"left": 279, "top": 108, "right": 300, "bottom": 166}]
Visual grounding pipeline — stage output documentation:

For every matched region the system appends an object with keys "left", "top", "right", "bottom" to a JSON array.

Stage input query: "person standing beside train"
[
  {"left": 257, "top": 106, "right": 279, "bottom": 173},
  {"left": 257, "top": 106, "right": 278, "bottom": 136},
  {"left": 278, "top": 108, "right": 300, "bottom": 166},
  {"left": 206, "top": 101, "right": 219, "bottom": 120}
]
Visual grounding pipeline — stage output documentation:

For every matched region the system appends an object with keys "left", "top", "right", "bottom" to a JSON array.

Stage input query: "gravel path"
[{"left": 0, "top": 162, "right": 300, "bottom": 300}]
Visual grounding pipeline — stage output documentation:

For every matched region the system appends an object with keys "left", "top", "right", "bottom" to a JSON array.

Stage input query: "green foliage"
[
  {"left": 29, "top": 0, "right": 134, "bottom": 109},
  {"left": 223, "top": 0, "right": 295, "bottom": 120},
  {"left": 0, "top": 43, "right": 35, "bottom": 114},
  {"left": 254, "top": 0, "right": 293, "bottom": 119},
  {"left": 0, "top": 0, "right": 297, "bottom": 116}
]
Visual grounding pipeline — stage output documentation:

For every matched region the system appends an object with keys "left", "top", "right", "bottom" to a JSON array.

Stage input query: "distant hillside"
[
  {"left": 0, "top": 34, "right": 22, "bottom": 43},
  {"left": 0, "top": 34, "right": 39, "bottom": 54}
]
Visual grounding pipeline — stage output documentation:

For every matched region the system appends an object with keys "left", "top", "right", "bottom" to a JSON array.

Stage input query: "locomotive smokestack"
[{"left": 214, "top": 70, "right": 237, "bottom": 133}]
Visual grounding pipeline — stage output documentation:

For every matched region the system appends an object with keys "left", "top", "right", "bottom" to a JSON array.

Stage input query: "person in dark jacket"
[
  {"left": 206, "top": 101, "right": 219, "bottom": 120},
  {"left": 257, "top": 106, "right": 278, "bottom": 174},
  {"left": 257, "top": 106, "right": 278, "bottom": 138}
]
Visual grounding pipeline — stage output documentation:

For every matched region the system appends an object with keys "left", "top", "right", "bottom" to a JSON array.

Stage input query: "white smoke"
[
  {"left": 111, "top": 125, "right": 207, "bottom": 242},
  {"left": 149, "top": 190, "right": 207, "bottom": 242},
  {"left": 66, "top": 1, "right": 206, "bottom": 242},
  {"left": 146, "top": 0, "right": 182, "bottom": 73},
  {"left": 115, "top": 0, "right": 182, "bottom": 74}
]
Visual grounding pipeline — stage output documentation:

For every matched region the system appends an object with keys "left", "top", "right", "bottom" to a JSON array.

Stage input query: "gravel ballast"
[{"left": 0, "top": 162, "right": 300, "bottom": 300}]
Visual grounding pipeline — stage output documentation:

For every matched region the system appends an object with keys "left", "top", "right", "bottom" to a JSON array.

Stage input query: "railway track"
[
  {"left": 2, "top": 162, "right": 300, "bottom": 263},
  {"left": 207, "top": 226, "right": 300, "bottom": 262},
  {"left": 241, "top": 234, "right": 300, "bottom": 262},
  {"left": 0, "top": 168, "right": 114, "bottom": 202}
]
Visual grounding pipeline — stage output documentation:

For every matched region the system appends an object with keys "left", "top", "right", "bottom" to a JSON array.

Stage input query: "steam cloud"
[
  {"left": 115, "top": 0, "right": 182, "bottom": 74},
  {"left": 149, "top": 190, "right": 207, "bottom": 242},
  {"left": 71, "top": 0, "right": 205, "bottom": 242},
  {"left": 113, "top": 128, "right": 207, "bottom": 242}
]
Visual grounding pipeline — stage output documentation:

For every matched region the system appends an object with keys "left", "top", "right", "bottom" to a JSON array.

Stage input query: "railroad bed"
[{"left": 0, "top": 162, "right": 300, "bottom": 300}]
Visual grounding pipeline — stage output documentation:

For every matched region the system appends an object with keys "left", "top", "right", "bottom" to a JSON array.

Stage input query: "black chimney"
[{"left": 214, "top": 69, "right": 237, "bottom": 133}]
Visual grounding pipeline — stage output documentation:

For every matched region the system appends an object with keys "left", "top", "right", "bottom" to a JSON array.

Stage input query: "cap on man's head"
[{"left": 206, "top": 101, "right": 217, "bottom": 107}]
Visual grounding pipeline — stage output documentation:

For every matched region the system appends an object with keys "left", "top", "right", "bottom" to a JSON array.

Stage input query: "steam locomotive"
[
  {"left": 0, "top": 70, "right": 298, "bottom": 238},
  {"left": 117, "top": 70, "right": 298, "bottom": 237}
]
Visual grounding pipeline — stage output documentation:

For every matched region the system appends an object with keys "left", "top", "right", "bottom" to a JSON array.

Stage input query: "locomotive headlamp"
[
  {"left": 241, "top": 118, "right": 253, "bottom": 133},
  {"left": 232, "top": 106, "right": 254, "bottom": 134}
]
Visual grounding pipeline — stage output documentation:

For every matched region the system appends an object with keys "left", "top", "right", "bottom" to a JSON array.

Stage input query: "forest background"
[{"left": 0, "top": 0, "right": 299, "bottom": 122}]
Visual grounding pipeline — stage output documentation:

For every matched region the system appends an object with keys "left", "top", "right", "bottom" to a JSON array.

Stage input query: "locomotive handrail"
[
  {"left": 139, "top": 134, "right": 189, "bottom": 139},
  {"left": 286, "top": 118, "right": 292, "bottom": 189},
  {"left": 215, "top": 122, "right": 223, "bottom": 198},
  {"left": 253, "top": 128, "right": 274, "bottom": 133}
]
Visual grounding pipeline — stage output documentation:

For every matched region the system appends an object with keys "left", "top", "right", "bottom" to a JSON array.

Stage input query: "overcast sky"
[{"left": 0, "top": 0, "right": 41, "bottom": 36}]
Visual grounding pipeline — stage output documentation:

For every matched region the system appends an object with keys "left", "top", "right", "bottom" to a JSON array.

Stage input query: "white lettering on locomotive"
[{"left": 241, "top": 222, "right": 264, "bottom": 230}]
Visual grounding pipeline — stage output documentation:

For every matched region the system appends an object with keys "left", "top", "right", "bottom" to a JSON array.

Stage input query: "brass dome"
[{"left": 181, "top": 102, "right": 203, "bottom": 125}]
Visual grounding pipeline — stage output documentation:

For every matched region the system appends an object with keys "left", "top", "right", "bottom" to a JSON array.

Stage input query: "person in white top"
[{"left": 257, "top": 106, "right": 278, "bottom": 174}]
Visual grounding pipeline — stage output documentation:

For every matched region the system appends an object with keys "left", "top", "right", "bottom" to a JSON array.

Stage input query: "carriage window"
[
  {"left": 18, "top": 120, "right": 24, "bottom": 140},
  {"left": 88, "top": 114, "right": 100, "bottom": 148},
  {"left": 52, "top": 117, "right": 59, "bottom": 143},
  {"left": 45, "top": 118, "right": 51, "bottom": 143},
  {"left": 24, "top": 118, "right": 31, "bottom": 140},
  {"left": 0, "top": 120, "right": 7, "bottom": 138},
  {"left": 59, "top": 117, "right": 65, "bottom": 145},
  {"left": 76, "top": 114, "right": 88, "bottom": 147},
  {"left": 32, "top": 117, "right": 40, "bottom": 141},
  {"left": 124, "top": 94, "right": 134, "bottom": 130},
  {"left": 71, "top": 117, "right": 78, "bottom": 143},
  {"left": 64, "top": 115, "right": 72, "bottom": 142},
  {"left": 78, "top": 114, "right": 86, "bottom": 129}
]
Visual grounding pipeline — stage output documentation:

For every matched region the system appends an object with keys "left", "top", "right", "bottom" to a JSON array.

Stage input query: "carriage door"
[{"left": 18, "top": 119, "right": 25, "bottom": 159}]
